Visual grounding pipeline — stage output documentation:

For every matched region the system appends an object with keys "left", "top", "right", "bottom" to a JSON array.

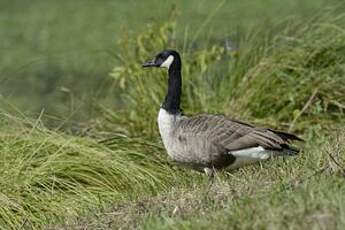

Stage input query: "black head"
[{"left": 142, "top": 50, "right": 181, "bottom": 69}]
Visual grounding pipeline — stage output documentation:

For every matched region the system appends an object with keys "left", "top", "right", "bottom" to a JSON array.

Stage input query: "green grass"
[
  {"left": 0, "top": 111, "right": 198, "bottom": 228},
  {"left": 53, "top": 132, "right": 345, "bottom": 229},
  {"left": 0, "top": 0, "right": 345, "bottom": 229}
]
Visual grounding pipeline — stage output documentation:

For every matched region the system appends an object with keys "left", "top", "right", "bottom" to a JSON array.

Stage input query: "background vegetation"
[{"left": 0, "top": 0, "right": 344, "bottom": 229}]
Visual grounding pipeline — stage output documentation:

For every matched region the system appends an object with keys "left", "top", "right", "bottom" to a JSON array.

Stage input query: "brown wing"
[{"left": 176, "top": 114, "right": 301, "bottom": 152}]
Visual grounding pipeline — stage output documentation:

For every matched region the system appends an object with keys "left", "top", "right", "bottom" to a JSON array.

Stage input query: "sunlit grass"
[{"left": 0, "top": 111, "right": 197, "bottom": 228}]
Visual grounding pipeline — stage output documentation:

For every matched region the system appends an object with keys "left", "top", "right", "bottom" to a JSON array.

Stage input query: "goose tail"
[
  {"left": 280, "top": 144, "right": 300, "bottom": 156},
  {"left": 269, "top": 129, "right": 304, "bottom": 142}
]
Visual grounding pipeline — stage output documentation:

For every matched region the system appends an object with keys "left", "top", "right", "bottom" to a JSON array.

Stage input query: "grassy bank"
[
  {"left": 0, "top": 1, "right": 345, "bottom": 229},
  {"left": 61, "top": 133, "right": 345, "bottom": 229},
  {"left": 1, "top": 110, "right": 344, "bottom": 228},
  {"left": 0, "top": 111, "right": 196, "bottom": 228}
]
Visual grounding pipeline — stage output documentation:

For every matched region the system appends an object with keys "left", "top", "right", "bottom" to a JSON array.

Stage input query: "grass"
[
  {"left": 55, "top": 132, "right": 345, "bottom": 229},
  {"left": 0, "top": 0, "right": 345, "bottom": 229},
  {"left": 0, "top": 111, "right": 198, "bottom": 228}
]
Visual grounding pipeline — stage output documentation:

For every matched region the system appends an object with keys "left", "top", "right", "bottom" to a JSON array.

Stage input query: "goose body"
[{"left": 143, "top": 50, "right": 302, "bottom": 173}]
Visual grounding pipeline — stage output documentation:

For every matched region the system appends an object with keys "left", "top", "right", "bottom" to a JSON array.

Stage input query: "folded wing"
[{"left": 176, "top": 114, "right": 301, "bottom": 156}]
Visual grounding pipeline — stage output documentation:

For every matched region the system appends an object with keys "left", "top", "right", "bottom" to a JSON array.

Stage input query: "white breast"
[{"left": 157, "top": 108, "right": 181, "bottom": 157}]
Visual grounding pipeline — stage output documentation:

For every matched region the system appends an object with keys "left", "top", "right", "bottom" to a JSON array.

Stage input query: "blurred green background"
[{"left": 0, "top": 0, "right": 335, "bottom": 125}]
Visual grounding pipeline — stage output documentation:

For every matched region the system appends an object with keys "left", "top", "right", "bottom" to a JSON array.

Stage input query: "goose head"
[{"left": 142, "top": 50, "right": 181, "bottom": 70}]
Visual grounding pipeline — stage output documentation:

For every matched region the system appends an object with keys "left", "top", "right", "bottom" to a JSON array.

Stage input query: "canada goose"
[{"left": 142, "top": 50, "right": 302, "bottom": 175}]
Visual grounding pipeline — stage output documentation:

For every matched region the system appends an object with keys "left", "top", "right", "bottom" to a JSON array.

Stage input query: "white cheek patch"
[{"left": 160, "top": 55, "right": 174, "bottom": 69}]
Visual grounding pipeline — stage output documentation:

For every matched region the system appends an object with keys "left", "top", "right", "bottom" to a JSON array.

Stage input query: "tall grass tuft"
[
  {"left": 106, "top": 9, "right": 345, "bottom": 137},
  {"left": 231, "top": 11, "right": 345, "bottom": 131},
  {"left": 0, "top": 111, "right": 192, "bottom": 228}
]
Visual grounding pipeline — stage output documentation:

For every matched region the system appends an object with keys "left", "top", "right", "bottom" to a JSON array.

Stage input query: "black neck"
[{"left": 162, "top": 59, "right": 182, "bottom": 114}]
